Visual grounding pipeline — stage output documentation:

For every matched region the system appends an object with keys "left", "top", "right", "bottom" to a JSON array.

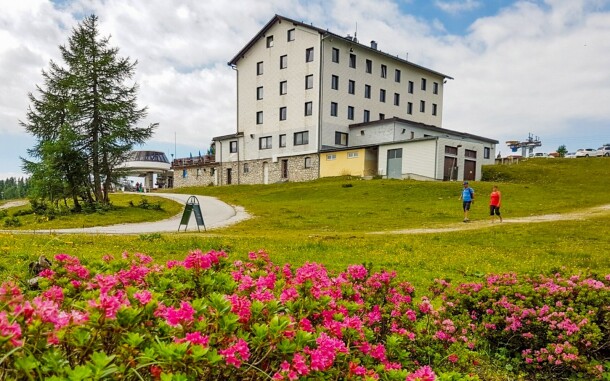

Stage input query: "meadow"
[{"left": 1, "top": 157, "right": 609, "bottom": 292}]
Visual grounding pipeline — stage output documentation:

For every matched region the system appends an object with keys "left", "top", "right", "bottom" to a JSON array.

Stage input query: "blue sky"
[{"left": 2, "top": 0, "right": 610, "bottom": 179}]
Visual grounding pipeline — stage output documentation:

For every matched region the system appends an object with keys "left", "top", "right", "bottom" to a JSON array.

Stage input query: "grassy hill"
[{"left": 1, "top": 157, "right": 609, "bottom": 291}]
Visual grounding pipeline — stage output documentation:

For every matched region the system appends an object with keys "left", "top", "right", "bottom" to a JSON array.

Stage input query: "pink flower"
[
  {"left": 157, "top": 301, "right": 196, "bottom": 326},
  {"left": 175, "top": 331, "right": 209, "bottom": 347},
  {"left": 39, "top": 268, "right": 55, "bottom": 278},
  {"left": 347, "top": 264, "right": 368, "bottom": 280},
  {"left": 0, "top": 311, "right": 22, "bottom": 346},
  {"left": 448, "top": 354, "right": 459, "bottom": 363},
  {"left": 133, "top": 290, "right": 152, "bottom": 305},
  {"left": 280, "top": 287, "right": 299, "bottom": 303},
  {"left": 42, "top": 286, "right": 64, "bottom": 303},
  {"left": 220, "top": 338, "right": 250, "bottom": 368},
  {"left": 406, "top": 365, "right": 436, "bottom": 381},
  {"left": 226, "top": 294, "right": 252, "bottom": 323},
  {"left": 88, "top": 290, "right": 130, "bottom": 319}
]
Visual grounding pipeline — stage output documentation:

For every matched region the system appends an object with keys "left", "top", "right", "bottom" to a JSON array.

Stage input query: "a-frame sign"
[{"left": 178, "top": 196, "right": 206, "bottom": 232}]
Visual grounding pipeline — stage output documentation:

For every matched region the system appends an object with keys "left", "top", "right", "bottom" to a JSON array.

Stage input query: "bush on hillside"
[{"left": 1, "top": 250, "right": 608, "bottom": 380}]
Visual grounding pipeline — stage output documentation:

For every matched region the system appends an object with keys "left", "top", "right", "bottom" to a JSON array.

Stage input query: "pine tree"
[{"left": 21, "top": 14, "right": 156, "bottom": 207}]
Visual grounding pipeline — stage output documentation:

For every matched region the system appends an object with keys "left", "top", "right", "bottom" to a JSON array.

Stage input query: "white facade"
[{"left": 206, "top": 15, "right": 496, "bottom": 186}]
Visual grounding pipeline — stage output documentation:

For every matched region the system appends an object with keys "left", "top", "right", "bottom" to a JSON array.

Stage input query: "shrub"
[
  {"left": 0, "top": 250, "right": 608, "bottom": 380},
  {"left": 3, "top": 216, "right": 21, "bottom": 227}
]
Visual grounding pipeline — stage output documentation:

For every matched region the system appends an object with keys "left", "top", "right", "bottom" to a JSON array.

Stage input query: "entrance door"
[
  {"left": 464, "top": 160, "right": 476, "bottom": 181},
  {"left": 263, "top": 162, "right": 269, "bottom": 184},
  {"left": 387, "top": 148, "right": 403, "bottom": 179},
  {"left": 227, "top": 168, "right": 232, "bottom": 185},
  {"left": 281, "top": 159, "right": 288, "bottom": 179},
  {"left": 443, "top": 156, "right": 457, "bottom": 181}
]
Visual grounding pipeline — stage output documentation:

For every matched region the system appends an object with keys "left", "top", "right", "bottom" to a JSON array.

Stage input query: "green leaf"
[{"left": 67, "top": 365, "right": 93, "bottom": 381}]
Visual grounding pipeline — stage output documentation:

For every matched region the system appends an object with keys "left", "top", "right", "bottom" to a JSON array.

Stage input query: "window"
[
  {"left": 306, "top": 47, "right": 314, "bottom": 62},
  {"left": 196, "top": 168, "right": 201, "bottom": 177},
  {"left": 408, "top": 81, "right": 414, "bottom": 94},
  {"left": 280, "top": 55, "right": 287, "bottom": 69},
  {"left": 332, "top": 48, "right": 339, "bottom": 63},
  {"left": 465, "top": 149, "right": 477, "bottom": 158},
  {"left": 347, "top": 151, "right": 359, "bottom": 159},
  {"left": 331, "top": 75, "right": 339, "bottom": 90},
  {"left": 484, "top": 147, "right": 491, "bottom": 159},
  {"left": 279, "top": 107, "right": 287, "bottom": 121},
  {"left": 445, "top": 146, "right": 458, "bottom": 155},
  {"left": 182, "top": 169, "right": 187, "bottom": 178},
  {"left": 335, "top": 132, "right": 348, "bottom": 146},
  {"left": 256, "top": 111, "right": 263, "bottom": 124},
  {"left": 380, "top": 89, "right": 386, "bottom": 102},
  {"left": 394, "top": 93, "right": 400, "bottom": 106},
  {"left": 364, "top": 84, "right": 371, "bottom": 99},
  {"left": 305, "top": 74, "right": 313, "bottom": 89},
  {"left": 266, "top": 35, "right": 273, "bottom": 48},
  {"left": 326, "top": 154, "right": 336, "bottom": 161},
  {"left": 294, "top": 131, "right": 309, "bottom": 145},
  {"left": 257, "top": 61, "right": 263, "bottom": 75},
  {"left": 243, "top": 163, "right": 249, "bottom": 173},
  {"left": 349, "top": 53, "right": 356, "bottom": 68},
  {"left": 304, "top": 101, "right": 313, "bottom": 116},
  {"left": 407, "top": 102, "right": 413, "bottom": 114},
  {"left": 432, "top": 103, "right": 437, "bottom": 116},
  {"left": 330, "top": 102, "right": 338, "bottom": 117},
  {"left": 230, "top": 141, "right": 237, "bottom": 153},
  {"left": 348, "top": 80, "right": 355, "bottom": 94},
  {"left": 347, "top": 106, "right": 354, "bottom": 120},
  {"left": 287, "top": 28, "right": 295, "bottom": 41},
  {"left": 379, "top": 113, "right": 385, "bottom": 120},
  {"left": 420, "top": 100, "right": 425, "bottom": 113},
  {"left": 363, "top": 110, "right": 370, "bottom": 122},
  {"left": 381, "top": 64, "right": 387, "bottom": 78},
  {"left": 433, "top": 82, "right": 439, "bottom": 94},
  {"left": 395, "top": 69, "right": 401, "bottom": 82},
  {"left": 410, "top": 131, "right": 415, "bottom": 139},
  {"left": 279, "top": 134, "right": 286, "bottom": 147},
  {"left": 304, "top": 157, "right": 312, "bottom": 168},
  {"left": 256, "top": 86, "right": 263, "bottom": 100},
  {"left": 280, "top": 81, "right": 287, "bottom": 95},
  {"left": 366, "top": 59, "right": 372, "bottom": 74},
  {"left": 259, "top": 136, "right": 272, "bottom": 149},
  {"left": 421, "top": 78, "right": 427, "bottom": 91}
]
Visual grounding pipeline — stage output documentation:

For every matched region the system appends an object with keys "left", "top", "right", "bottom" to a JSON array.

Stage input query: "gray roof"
[
  {"left": 349, "top": 117, "right": 499, "bottom": 144},
  {"left": 227, "top": 14, "right": 453, "bottom": 80}
]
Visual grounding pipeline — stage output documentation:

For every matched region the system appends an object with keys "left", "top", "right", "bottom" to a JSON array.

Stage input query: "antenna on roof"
[{"left": 353, "top": 22, "right": 358, "bottom": 43}]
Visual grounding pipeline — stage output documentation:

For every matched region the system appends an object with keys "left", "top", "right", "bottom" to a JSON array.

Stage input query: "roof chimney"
[
  {"left": 371, "top": 40, "right": 377, "bottom": 50},
  {"left": 346, "top": 34, "right": 353, "bottom": 41}
]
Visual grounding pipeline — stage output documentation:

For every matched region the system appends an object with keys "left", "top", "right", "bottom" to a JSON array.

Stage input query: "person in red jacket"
[{"left": 489, "top": 185, "right": 503, "bottom": 223}]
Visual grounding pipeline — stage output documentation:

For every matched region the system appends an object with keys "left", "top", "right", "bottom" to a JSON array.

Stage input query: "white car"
[
  {"left": 596, "top": 146, "right": 610, "bottom": 157},
  {"left": 564, "top": 152, "right": 576, "bottom": 158},
  {"left": 575, "top": 148, "right": 596, "bottom": 158},
  {"left": 529, "top": 152, "right": 554, "bottom": 158}
]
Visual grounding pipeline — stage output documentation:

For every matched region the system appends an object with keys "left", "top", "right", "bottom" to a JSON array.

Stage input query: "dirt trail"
[
  {"left": 371, "top": 204, "right": 610, "bottom": 235},
  {"left": 0, "top": 200, "right": 28, "bottom": 210}
]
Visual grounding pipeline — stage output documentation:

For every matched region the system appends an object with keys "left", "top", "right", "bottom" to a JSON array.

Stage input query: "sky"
[{"left": 1, "top": 0, "right": 610, "bottom": 180}]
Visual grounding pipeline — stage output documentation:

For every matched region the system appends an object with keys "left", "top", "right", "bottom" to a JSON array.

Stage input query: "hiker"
[
  {"left": 459, "top": 181, "right": 474, "bottom": 222},
  {"left": 489, "top": 185, "right": 503, "bottom": 223}
]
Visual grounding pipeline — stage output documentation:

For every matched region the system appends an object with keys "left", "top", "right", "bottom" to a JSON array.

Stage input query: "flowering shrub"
[{"left": 0, "top": 249, "right": 608, "bottom": 380}]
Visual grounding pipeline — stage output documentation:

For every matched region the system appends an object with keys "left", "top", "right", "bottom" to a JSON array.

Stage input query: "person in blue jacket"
[{"left": 459, "top": 181, "right": 474, "bottom": 222}]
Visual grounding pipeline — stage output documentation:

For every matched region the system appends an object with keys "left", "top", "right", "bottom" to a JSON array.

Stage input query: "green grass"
[
  {"left": 0, "top": 194, "right": 183, "bottom": 230},
  {"left": 1, "top": 157, "right": 609, "bottom": 292}
]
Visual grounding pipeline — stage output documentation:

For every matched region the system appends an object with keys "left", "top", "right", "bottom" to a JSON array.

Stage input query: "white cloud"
[
  {"left": 435, "top": 0, "right": 482, "bottom": 15},
  {"left": 1, "top": 0, "right": 609, "bottom": 179}
]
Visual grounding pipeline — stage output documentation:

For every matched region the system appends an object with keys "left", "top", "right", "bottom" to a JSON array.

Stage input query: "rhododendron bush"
[{"left": 0, "top": 250, "right": 608, "bottom": 380}]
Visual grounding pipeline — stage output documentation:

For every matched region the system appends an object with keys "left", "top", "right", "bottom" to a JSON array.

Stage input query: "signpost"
[{"left": 178, "top": 196, "right": 206, "bottom": 232}]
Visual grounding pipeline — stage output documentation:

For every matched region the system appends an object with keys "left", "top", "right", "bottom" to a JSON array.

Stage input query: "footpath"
[{"left": 0, "top": 193, "right": 250, "bottom": 234}]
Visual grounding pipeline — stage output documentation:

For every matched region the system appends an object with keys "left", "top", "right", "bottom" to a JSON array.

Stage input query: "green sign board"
[{"left": 178, "top": 196, "right": 206, "bottom": 232}]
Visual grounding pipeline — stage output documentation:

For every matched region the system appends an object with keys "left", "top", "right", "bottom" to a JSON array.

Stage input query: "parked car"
[
  {"left": 529, "top": 152, "right": 554, "bottom": 158},
  {"left": 575, "top": 148, "right": 596, "bottom": 157},
  {"left": 596, "top": 146, "right": 610, "bottom": 157},
  {"left": 565, "top": 152, "right": 577, "bottom": 158}
]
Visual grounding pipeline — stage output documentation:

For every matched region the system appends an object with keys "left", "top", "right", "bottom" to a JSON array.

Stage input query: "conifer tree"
[{"left": 21, "top": 14, "right": 155, "bottom": 207}]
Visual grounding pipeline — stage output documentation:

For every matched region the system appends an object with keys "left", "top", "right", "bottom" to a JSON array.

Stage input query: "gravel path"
[
  {"left": 0, "top": 193, "right": 251, "bottom": 234},
  {"left": 371, "top": 204, "right": 610, "bottom": 235}
]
